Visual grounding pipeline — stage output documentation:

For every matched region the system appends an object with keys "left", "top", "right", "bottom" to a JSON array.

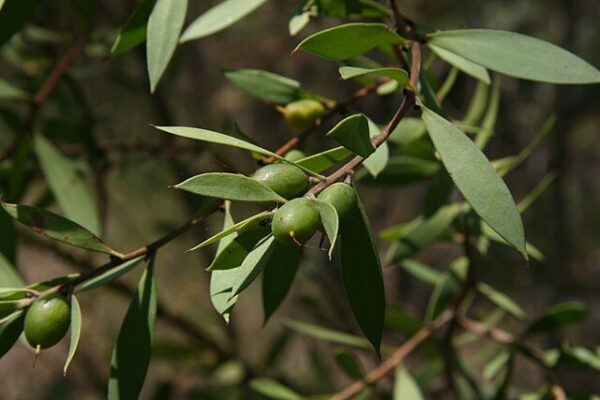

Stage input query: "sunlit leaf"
[
  {"left": 108, "top": 259, "right": 157, "bottom": 400},
  {"left": 1, "top": 202, "right": 117, "bottom": 255},
  {"left": 146, "top": 0, "right": 187, "bottom": 92},
  {"left": 174, "top": 172, "right": 287, "bottom": 203},
  {"left": 363, "top": 118, "right": 388, "bottom": 177},
  {"left": 314, "top": 200, "right": 339, "bottom": 259},
  {"left": 63, "top": 295, "right": 82, "bottom": 375},
  {"left": 224, "top": 69, "right": 301, "bottom": 104},
  {"left": 34, "top": 134, "right": 100, "bottom": 235},
  {"left": 295, "top": 23, "right": 406, "bottom": 61},
  {"left": 428, "top": 29, "right": 600, "bottom": 84},
  {"left": 180, "top": 0, "right": 268, "bottom": 43},
  {"left": 394, "top": 366, "right": 424, "bottom": 400},
  {"left": 339, "top": 66, "right": 409, "bottom": 86},
  {"left": 190, "top": 211, "right": 272, "bottom": 251},
  {"left": 422, "top": 108, "right": 526, "bottom": 258}
]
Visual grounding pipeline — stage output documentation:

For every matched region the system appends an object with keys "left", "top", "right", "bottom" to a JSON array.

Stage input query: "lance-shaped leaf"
[
  {"left": 208, "top": 228, "right": 270, "bottom": 271},
  {"left": 108, "top": 259, "right": 157, "bottom": 400},
  {"left": 190, "top": 211, "right": 272, "bottom": 251},
  {"left": 1, "top": 202, "right": 118, "bottom": 255},
  {"left": 422, "top": 108, "right": 526, "bottom": 258},
  {"left": 394, "top": 366, "right": 424, "bottom": 400},
  {"left": 428, "top": 29, "right": 600, "bottom": 84},
  {"left": 0, "top": 311, "right": 24, "bottom": 358},
  {"left": 326, "top": 114, "right": 374, "bottom": 157},
  {"left": 174, "top": 172, "right": 287, "bottom": 203},
  {"left": 210, "top": 202, "right": 238, "bottom": 322},
  {"left": 0, "top": 0, "right": 40, "bottom": 47},
  {"left": 476, "top": 283, "right": 527, "bottom": 322},
  {"left": 295, "top": 23, "right": 406, "bottom": 61},
  {"left": 262, "top": 241, "right": 302, "bottom": 323},
  {"left": 34, "top": 134, "right": 100, "bottom": 235},
  {"left": 314, "top": 200, "right": 339, "bottom": 259},
  {"left": 249, "top": 378, "right": 303, "bottom": 400},
  {"left": 224, "top": 69, "right": 301, "bottom": 104},
  {"left": 180, "top": 0, "right": 268, "bottom": 43},
  {"left": 428, "top": 44, "right": 490, "bottom": 84},
  {"left": 231, "top": 236, "right": 275, "bottom": 297},
  {"left": 284, "top": 319, "right": 371, "bottom": 349},
  {"left": 146, "top": 0, "right": 187, "bottom": 92},
  {"left": 363, "top": 118, "right": 388, "bottom": 177},
  {"left": 339, "top": 189, "right": 385, "bottom": 354},
  {"left": 425, "top": 257, "right": 467, "bottom": 322},
  {"left": 295, "top": 147, "right": 352, "bottom": 173},
  {"left": 339, "top": 66, "right": 409, "bottom": 86},
  {"left": 526, "top": 302, "right": 588, "bottom": 335},
  {"left": 0, "top": 77, "right": 29, "bottom": 100},
  {"left": 75, "top": 257, "right": 145, "bottom": 293},
  {"left": 111, "top": 0, "right": 157, "bottom": 55},
  {"left": 63, "top": 295, "right": 82, "bottom": 375}
]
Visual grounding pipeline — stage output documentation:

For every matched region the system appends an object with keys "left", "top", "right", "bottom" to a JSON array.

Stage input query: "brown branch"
[
  {"left": 0, "top": 41, "right": 84, "bottom": 162},
  {"left": 331, "top": 310, "right": 453, "bottom": 400}
]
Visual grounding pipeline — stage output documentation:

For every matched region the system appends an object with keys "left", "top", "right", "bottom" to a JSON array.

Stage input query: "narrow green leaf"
[
  {"left": 429, "top": 44, "right": 490, "bottom": 84},
  {"left": 284, "top": 319, "right": 371, "bottom": 349},
  {"left": 295, "top": 23, "right": 406, "bottom": 61},
  {"left": 0, "top": 252, "right": 24, "bottom": 288},
  {"left": 224, "top": 69, "right": 301, "bottom": 104},
  {"left": 363, "top": 118, "right": 388, "bottom": 177},
  {"left": 0, "top": 77, "right": 29, "bottom": 100},
  {"left": 314, "top": 200, "right": 339, "bottom": 259},
  {"left": 428, "top": 29, "right": 600, "bottom": 84},
  {"left": 477, "top": 282, "right": 527, "bottom": 321},
  {"left": 262, "top": 241, "right": 301, "bottom": 323},
  {"left": 387, "top": 117, "right": 427, "bottom": 146},
  {"left": 0, "top": 0, "right": 39, "bottom": 48},
  {"left": 339, "top": 66, "right": 409, "bottom": 86},
  {"left": 189, "top": 211, "right": 272, "bottom": 251},
  {"left": 425, "top": 257, "right": 467, "bottom": 322},
  {"left": 326, "top": 114, "right": 374, "bottom": 157},
  {"left": 289, "top": 3, "right": 313, "bottom": 36},
  {"left": 210, "top": 203, "right": 238, "bottom": 322},
  {"left": 146, "top": 0, "right": 187, "bottom": 92},
  {"left": 527, "top": 302, "right": 588, "bottom": 335},
  {"left": 463, "top": 81, "right": 489, "bottom": 125},
  {"left": 0, "top": 311, "right": 24, "bottom": 358},
  {"left": 110, "top": 0, "right": 157, "bottom": 55},
  {"left": 385, "top": 203, "right": 462, "bottom": 262},
  {"left": 180, "top": 0, "right": 268, "bottom": 43},
  {"left": 340, "top": 189, "right": 385, "bottom": 353},
  {"left": 174, "top": 172, "right": 287, "bottom": 203},
  {"left": 1, "top": 202, "right": 116, "bottom": 255},
  {"left": 517, "top": 173, "right": 556, "bottom": 213},
  {"left": 474, "top": 77, "right": 500, "bottom": 149},
  {"left": 334, "top": 349, "right": 364, "bottom": 380},
  {"left": 231, "top": 235, "right": 275, "bottom": 296},
  {"left": 400, "top": 259, "right": 443, "bottom": 286},
  {"left": 422, "top": 108, "right": 526, "bottom": 258},
  {"left": 75, "top": 257, "right": 144, "bottom": 293},
  {"left": 394, "top": 366, "right": 424, "bottom": 400},
  {"left": 63, "top": 295, "right": 82, "bottom": 375},
  {"left": 108, "top": 259, "right": 157, "bottom": 400},
  {"left": 295, "top": 146, "right": 352, "bottom": 173},
  {"left": 34, "top": 134, "right": 100, "bottom": 235},
  {"left": 249, "top": 377, "right": 302, "bottom": 400},
  {"left": 483, "top": 350, "right": 511, "bottom": 380},
  {"left": 208, "top": 228, "right": 270, "bottom": 271}
]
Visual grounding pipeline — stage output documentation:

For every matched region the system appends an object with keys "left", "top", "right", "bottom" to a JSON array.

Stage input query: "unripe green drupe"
[
  {"left": 317, "top": 182, "right": 357, "bottom": 223},
  {"left": 283, "top": 149, "right": 306, "bottom": 162},
  {"left": 252, "top": 163, "right": 309, "bottom": 199},
  {"left": 272, "top": 198, "right": 320, "bottom": 246},
  {"left": 24, "top": 294, "right": 71, "bottom": 350},
  {"left": 282, "top": 99, "right": 325, "bottom": 129}
]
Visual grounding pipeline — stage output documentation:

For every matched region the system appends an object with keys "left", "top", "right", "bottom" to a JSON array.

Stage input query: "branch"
[
  {"left": 0, "top": 41, "right": 84, "bottom": 162},
  {"left": 331, "top": 310, "right": 453, "bottom": 400}
]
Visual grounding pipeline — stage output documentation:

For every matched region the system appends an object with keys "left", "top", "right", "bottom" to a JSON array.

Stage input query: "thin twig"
[
  {"left": 0, "top": 41, "right": 84, "bottom": 162},
  {"left": 331, "top": 310, "right": 453, "bottom": 400}
]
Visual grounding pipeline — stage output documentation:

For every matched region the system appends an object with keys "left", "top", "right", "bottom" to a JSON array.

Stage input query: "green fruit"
[
  {"left": 272, "top": 198, "right": 320, "bottom": 246},
  {"left": 317, "top": 183, "right": 357, "bottom": 223},
  {"left": 283, "top": 149, "right": 306, "bottom": 162},
  {"left": 283, "top": 99, "right": 326, "bottom": 129},
  {"left": 24, "top": 294, "right": 71, "bottom": 350},
  {"left": 252, "top": 163, "right": 309, "bottom": 199}
]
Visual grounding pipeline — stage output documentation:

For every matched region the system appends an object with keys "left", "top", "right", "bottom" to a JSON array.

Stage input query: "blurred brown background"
[{"left": 0, "top": 0, "right": 598, "bottom": 399}]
